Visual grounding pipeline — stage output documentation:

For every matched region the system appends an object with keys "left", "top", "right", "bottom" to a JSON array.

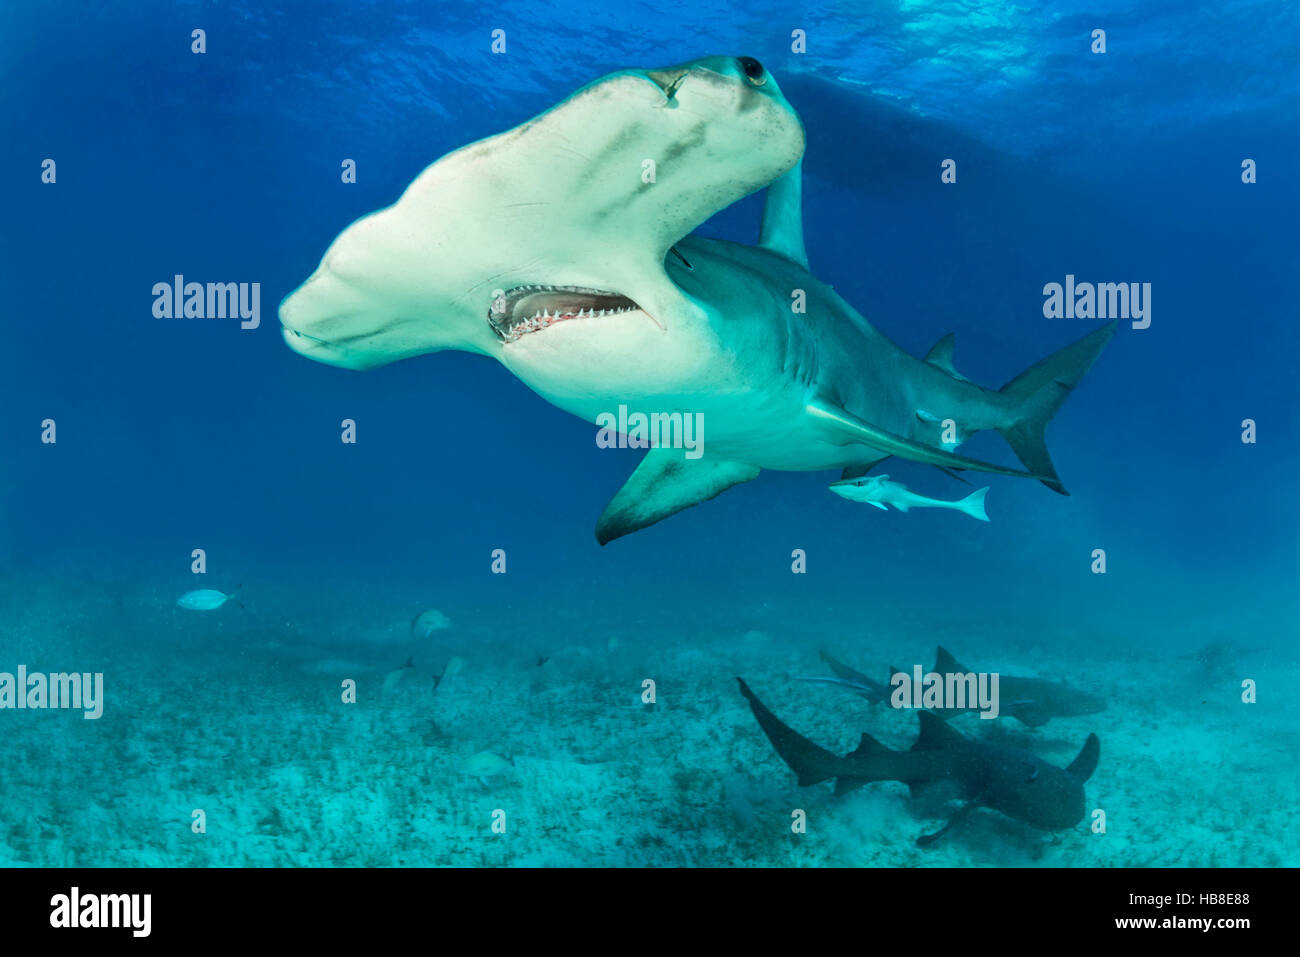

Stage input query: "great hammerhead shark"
[
  {"left": 279, "top": 56, "right": 1116, "bottom": 543},
  {"left": 800, "top": 647, "right": 1107, "bottom": 727},
  {"left": 738, "top": 678, "right": 1100, "bottom": 844}
]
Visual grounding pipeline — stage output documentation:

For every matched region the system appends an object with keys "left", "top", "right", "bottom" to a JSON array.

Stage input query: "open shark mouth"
[{"left": 487, "top": 284, "right": 646, "bottom": 343}]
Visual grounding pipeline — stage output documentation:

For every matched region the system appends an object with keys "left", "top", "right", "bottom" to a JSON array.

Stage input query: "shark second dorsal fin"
[
  {"left": 924, "top": 333, "right": 969, "bottom": 381},
  {"left": 912, "top": 711, "right": 966, "bottom": 751},
  {"left": 596, "top": 449, "right": 760, "bottom": 544},
  {"left": 1066, "top": 733, "right": 1101, "bottom": 783},
  {"left": 933, "top": 646, "right": 967, "bottom": 674}
]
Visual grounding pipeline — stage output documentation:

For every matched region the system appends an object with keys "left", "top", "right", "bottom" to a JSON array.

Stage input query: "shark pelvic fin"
[
  {"left": 758, "top": 161, "right": 808, "bottom": 269},
  {"left": 805, "top": 398, "right": 1047, "bottom": 482},
  {"left": 923, "top": 333, "right": 969, "bottom": 382},
  {"left": 596, "top": 449, "right": 759, "bottom": 544}
]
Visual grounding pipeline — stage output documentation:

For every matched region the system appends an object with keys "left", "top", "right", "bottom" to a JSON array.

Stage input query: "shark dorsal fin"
[
  {"left": 912, "top": 710, "right": 965, "bottom": 751},
  {"left": 758, "top": 162, "right": 808, "bottom": 268},
  {"left": 924, "top": 333, "right": 968, "bottom": 381},
  {"left": 933, "top": 646, "right": 966, "bottom": 674},
  {"left": 1066, "top": 733, "right": 1101, "bottom": 782}
]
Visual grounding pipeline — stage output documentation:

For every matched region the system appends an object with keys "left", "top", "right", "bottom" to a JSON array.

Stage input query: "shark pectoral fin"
[
  {"left": 758, "top": 162, "right": 808, "bottom": 268},
  {"left": 804, "top": 399, "right": 1046, "bottom": 482},
  {"left": 1066, "top": 733, "right": 1101, "bottom": 783},
  {"left": 596, "top": 450, "right": 759, "bottom": 545},
  {"left": 869, "top": 502, "right": 888, "bottom": 511}
]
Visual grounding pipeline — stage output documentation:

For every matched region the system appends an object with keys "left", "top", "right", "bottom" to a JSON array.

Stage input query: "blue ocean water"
[{"left": 1, "top": 1, "right": 1297, "bottom": 867}]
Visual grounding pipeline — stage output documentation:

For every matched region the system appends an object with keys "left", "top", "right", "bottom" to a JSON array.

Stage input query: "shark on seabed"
[
  {"left": 797, "top": 647, "right": 1107, "bottom": 727},
  {"left": 737, "top": 678, "right": 1101, "bottom": 845}
]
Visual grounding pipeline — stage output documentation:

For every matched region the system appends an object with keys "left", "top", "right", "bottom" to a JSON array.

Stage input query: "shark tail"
[
  {"left": 957, "top": 487, "right": 989, "bottom": 522},
  {"left": 997, "top": 321, "right": 1117, "bottom": 495},
  {"left": 737, "top": 678, "right": 894, "bottom": 793}
]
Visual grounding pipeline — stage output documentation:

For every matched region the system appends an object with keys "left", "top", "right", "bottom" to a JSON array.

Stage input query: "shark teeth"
[{"left": 488, "top": 284, "right": 643, "bottom": 343}]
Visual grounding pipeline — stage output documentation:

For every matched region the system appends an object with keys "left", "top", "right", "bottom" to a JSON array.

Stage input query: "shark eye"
[{"left": 738, "top": 56, "right": 767, "bottom": 86}]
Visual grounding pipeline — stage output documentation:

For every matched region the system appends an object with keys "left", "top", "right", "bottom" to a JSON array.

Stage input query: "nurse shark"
[
  {"left": 738, "top": 677, "right": 1100, "bottom": 844},
  {"left": 280, "top": 56, "right": 1116, "bottom": 543}
]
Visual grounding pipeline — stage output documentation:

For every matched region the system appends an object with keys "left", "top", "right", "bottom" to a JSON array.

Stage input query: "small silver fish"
[{"left": 177, "top": 587, "right": 242, "bottom": 611}]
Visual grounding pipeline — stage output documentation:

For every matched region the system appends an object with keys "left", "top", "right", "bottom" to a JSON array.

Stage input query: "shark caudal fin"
[
  {"left": 1066, "top": 733, "right": 1101, "bottom": 783},
  {"left": 737, "top": 678, "right": 850, "bottom": 787},
  {"left": 957, "top": 487, "right": 989, "bottom": 522},
  {"left": 997, "top": 321, "right": 1117, "bottom": 495}
]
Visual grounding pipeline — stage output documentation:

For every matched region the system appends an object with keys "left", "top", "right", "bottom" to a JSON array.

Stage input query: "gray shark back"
[{"left": 933, "top": 646, "right": 1108, "bottom": 725}]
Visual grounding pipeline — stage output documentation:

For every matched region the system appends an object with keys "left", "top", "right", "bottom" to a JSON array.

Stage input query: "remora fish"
[
  {"left": 737, "top": 678, "right": 1100, "bottom": 844},
  {"left": 800, "top": 648, "right": 1107, "bottom": 727},
  {"left": 829, "top": 474, "right": 989, "bottom": 522},
  {"left": 795, "top": 649, "right": 892, "bottom": 701},
  {"left": 280, "top": 56, "right": 1116, "bottom": 543}
]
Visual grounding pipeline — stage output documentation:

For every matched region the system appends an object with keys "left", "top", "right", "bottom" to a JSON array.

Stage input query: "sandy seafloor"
[{"left": 2, "top": 566, "right": 1295, "bottom": 869}]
